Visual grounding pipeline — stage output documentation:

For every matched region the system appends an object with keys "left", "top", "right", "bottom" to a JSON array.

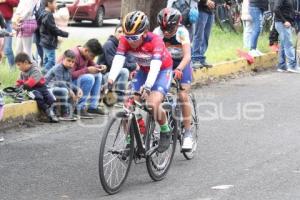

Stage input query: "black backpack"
[{"left": 172, "top": 0, "right": 192, "bottom": 27}]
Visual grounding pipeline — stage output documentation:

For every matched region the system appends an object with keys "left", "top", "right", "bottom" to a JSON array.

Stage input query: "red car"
[{"left": 57, "top": 0, "right": 121, "bottom": 26}]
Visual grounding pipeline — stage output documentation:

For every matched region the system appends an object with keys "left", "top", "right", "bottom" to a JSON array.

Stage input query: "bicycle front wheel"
[
  {"left": 99, "top": 113, "right": 134, "bottom": 194},
  {"left": 146, "top": 114, "right": 177, "bottom": 181},
  {"left": 183, "top": 93, "right": 200, "bottom": 160}
]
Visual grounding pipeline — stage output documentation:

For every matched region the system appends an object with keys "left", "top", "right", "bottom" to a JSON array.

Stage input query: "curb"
[
  {"left": 0, "top": 52, "right": 277, "bottom": 129},
  {"left": 0, "top": 100, "right": 39, "bottom": 130},
  {"left": 192, "top": 52, "right": 277, "bottom": 85}
]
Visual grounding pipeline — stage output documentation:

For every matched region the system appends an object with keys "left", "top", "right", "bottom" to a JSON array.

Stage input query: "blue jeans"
[
  {"left": 192, "top": 11, "right": 214, "bottom": 63},
  {"left": 103, "top": 68, "right": 129, "bottom": 101},
  {"left": 73, "top": 73, "right": 102, "bottom": 110},
  {"left": 3, "top": 20, "right": 15, "bottom": 67},
  {"left": 51, "top": 87, "right": 70, "bottom": 115},
  {"left": 275, "top": 22, "right": 296, "bottom": 69},
  {"left": 43, "top": 47, "right": 56, "bottom": 72},
  {"left": 249, "top": 6, "right": 263, "bottom": 50}
]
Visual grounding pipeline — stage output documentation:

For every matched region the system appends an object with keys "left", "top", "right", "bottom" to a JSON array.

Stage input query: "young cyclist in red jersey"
[
  {"left": 107, "top": 11, "right": 174, "bottom": 153},
  {"left": 154, "top": 8, "right": 194, "bottom": 151}
]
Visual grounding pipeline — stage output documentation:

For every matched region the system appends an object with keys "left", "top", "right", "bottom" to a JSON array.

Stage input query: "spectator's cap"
[
  {"left": 122, "top": 11, "right": 149, "bottom": 35},
  {"left": 157, "top": 8, "right": 182, "bottom": 33}
]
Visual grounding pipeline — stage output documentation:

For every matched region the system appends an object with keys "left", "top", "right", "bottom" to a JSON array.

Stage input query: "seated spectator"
[
  {"left": 45, "top": 50, "right": 82, "bottom": 121},
  {"left": 67, "top": 38, "right": 106, "bottom": 117},
  {"left": 97, "top": 24, "right": 136, "bottom": 106},
  {"left": 40, "top": 0, "right": 69, "bottom": 73},
  {"left": 15, "top": 52, "right": 58, "bottom": 123}
]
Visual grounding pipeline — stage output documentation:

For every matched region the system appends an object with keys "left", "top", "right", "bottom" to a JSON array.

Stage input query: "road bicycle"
[
  {"left": 98, "top": 79, "right": 200, "bottom": 194},
  {"left": 98, "top": 90, "right": 177, "bottom": 194},
  {"left": 165, "top": 80, "right": 199, "bottom": 160}
]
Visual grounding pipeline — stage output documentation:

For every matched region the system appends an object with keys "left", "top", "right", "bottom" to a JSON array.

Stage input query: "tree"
[{"left": 121, "top": 0, "right": 168, "bottom": 31}]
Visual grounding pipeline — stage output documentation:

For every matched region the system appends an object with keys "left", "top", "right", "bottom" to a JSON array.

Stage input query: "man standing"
[
  {"left": 192, "top": 0, "right": 216, "bottom": 69},
  {"left": 0, "top": 0, "right": 19, "bottom": 68},
  {"left": 248, "top": 0, "right": 269, "bottom": 57},
  {"left": 274, "top": 0, "right": 300, "bottom": 73}
]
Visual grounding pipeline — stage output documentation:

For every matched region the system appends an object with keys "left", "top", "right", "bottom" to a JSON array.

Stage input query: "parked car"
[{"left": 57, "top": 0, "right": 121, "bottom": 27}]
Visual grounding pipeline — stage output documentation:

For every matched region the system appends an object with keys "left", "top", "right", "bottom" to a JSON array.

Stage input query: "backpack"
[
  {"left": 33, "top": 0, "right": 45, "bottom": 26},
  {"left": 172, "top": 0, "right": 193, "bottom": 27}
]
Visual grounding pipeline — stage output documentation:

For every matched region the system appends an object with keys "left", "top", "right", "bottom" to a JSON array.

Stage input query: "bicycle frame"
[{"left": 120, "top": 99, "right": 158, "bottom": 160}]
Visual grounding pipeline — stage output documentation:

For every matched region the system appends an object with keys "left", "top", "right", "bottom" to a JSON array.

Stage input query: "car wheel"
[{"left": 94, "top": 6, "right": 104, "bottom": 27}]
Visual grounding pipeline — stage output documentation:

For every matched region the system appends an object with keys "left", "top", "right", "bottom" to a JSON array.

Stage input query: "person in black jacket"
[
  {"left": 98, "top": 24, "right": 136, "bottom": 104},
  {"left": 274, "top": 0, "right": 300, "bottom": 73},
  {"left": 40, "top": 0, "right": 68, "bottom": 74},
  {"left": 248, "top": 0, "right": 269, "bottom": 57}
]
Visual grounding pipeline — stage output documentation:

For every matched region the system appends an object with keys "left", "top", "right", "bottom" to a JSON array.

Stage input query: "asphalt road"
[
  {"left": 1, "top": 71, "right": 300, "bottom": 200},
  {"left": 66, "top": 19, "right": 120, "bottom": 40}
]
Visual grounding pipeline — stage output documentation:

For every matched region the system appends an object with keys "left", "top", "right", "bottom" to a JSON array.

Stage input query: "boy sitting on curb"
[
  {"left": 15, "top": 52, "right": 59, "bottom": 123},
  {"left": 46, "top": 50, "right": 83, "bottom": 121}
]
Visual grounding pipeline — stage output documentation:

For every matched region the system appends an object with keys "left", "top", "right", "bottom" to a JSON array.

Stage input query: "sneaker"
[
  {"left": 249, "top": 49, "right": 260, "bottom": 57},
  {"left": 192, "top": 61, "right": 203, "bottom": 69},
  {"left": 58, "top": 114, "right": 78, "bottom": 121},
  {"left": 182, "top": 136, "right": 193, "bottom": 151},
  {"left": 45, "top": 108, "right": 59, "bottom": 123},
  {"left": 255, "top": 49, "right": 264, "bottom": 56},
  {"left": 74, "top": 109, "right": 94, "bottom": 119},
  {"left": 277, "top": 68, "right": 287, "bottom": 73},
  {"left": 200, "top": 61, "right": 213, "bottom": 68},
  {"left": 157, "top": 131, "right": 171, "bottom": 153},
  {"left": 287, "top": 68, "right": 300, "bottom": 73},
  {"left": 87, "top": 107, "right": 108, "bottom": 115}
]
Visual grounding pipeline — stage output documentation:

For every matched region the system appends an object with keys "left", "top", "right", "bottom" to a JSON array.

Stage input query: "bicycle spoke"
[{"left": 103, "top": 155, "right": 118, "bottom": 167}]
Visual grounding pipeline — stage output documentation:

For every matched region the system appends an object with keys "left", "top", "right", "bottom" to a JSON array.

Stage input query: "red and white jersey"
[{"left": 116, "top": 32, "right": 173, "bottom": 72}]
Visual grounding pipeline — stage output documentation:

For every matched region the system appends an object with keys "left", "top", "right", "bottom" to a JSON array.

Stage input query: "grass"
[
  {"left": 0, "top": 27, "right": 270, "bottom": 103},
  {"left": 206, "top": 27, "right": 270, "bottom": 63}
]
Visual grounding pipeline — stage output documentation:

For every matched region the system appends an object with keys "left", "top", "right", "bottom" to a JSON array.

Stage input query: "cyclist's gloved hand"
[{"left": 173, "top": 68, "right": 183, "bottom": 80}]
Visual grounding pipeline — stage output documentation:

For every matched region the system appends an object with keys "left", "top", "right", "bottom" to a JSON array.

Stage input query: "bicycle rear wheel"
[
  {"left": 146, "top": 114, "right": 177, "bottom": 181},
  {"left": 99, "top": 113, "right": 134, "bottom": 194},
  {"left": 183, "top": 93, "right": 200, "bottom": 160}
]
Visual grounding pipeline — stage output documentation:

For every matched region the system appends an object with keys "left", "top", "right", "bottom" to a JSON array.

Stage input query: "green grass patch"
[{"left": 206, "top": 27, "right": 270, "bottom": 63}]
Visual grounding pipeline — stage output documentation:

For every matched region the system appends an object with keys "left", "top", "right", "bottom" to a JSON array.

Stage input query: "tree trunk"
[{"left": 121, "top": 0, "right": 168, "bottom": 31}]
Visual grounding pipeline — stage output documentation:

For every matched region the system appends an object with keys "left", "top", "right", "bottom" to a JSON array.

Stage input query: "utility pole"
[{"left": 121, "top": 0, "right": 168, "bottom": 30}]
